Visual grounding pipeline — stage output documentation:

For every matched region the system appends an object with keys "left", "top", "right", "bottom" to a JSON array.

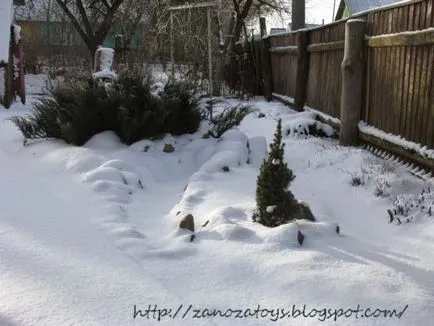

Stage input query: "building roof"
[
  {"left": 336, "top": 0, "right": 407, "bottom": 20},
  {"left": 270, "top": 28, "right": 287, "bottom": 35},
  {"left": 0, "top": 0, "right": 13, "bottom": 64}
]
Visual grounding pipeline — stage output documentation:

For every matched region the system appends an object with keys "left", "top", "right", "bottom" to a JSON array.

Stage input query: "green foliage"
[
  {"left": 253, "top": 119, "right": 315, "bottom": 227},
  {"left": 10, "top": 72, "right": 201, "bottom": 146},
  {"left": 11, "top": 80, "right": 106, "bottom": 146},
  {"left": 160, "top": 81, "right": 201, "bottom": 135},
  {"left": 207, "top": 105, "right": 251, "bottom": 138},
  {"left": 107, "top": 72, "right": 166, "bottom": 144}
]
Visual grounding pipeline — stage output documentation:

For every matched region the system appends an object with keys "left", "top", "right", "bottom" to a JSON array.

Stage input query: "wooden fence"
[{"left": 256, "top": 0, "right": 433, "bottom": 171}]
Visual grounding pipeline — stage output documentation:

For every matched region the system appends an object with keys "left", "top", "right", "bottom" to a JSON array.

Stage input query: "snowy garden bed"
[{"left": 1, "top": 81, "right": 434, "bottom": 324}]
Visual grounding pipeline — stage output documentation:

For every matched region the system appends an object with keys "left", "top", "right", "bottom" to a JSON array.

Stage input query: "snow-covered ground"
[{"left": 0, "top": 77, "right": 433, "bottom": 326}]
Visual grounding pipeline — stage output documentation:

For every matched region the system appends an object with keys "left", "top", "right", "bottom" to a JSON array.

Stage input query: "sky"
[
  {"left": 306, "top": 0, "right": 338, "bottom": 24},
  {"left": 267, "top": 0, "right": 338, "bottom": 30}
]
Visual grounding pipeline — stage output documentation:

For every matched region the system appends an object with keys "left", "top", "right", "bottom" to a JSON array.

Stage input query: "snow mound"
[
  {"left": 99, "top": 159, "right": 131, "bottom": 171},
  {"left": 178, "top": 183, "right": 207, "bottom": 210},
  {"left": 40, "top": 147, "right": 103, "bottom": 173},
  {"left": 199, "top": 129, "right": 250, "bottom": 173},
  {"left": 283, "top": 116, "right": 335, "bottom": 138},
  {"left": 121, "top": 171, "right": 144, "bottom": 189},
  {"left": 220, "top": 129, "right": 249, "bottom": 145},
  {"left": 248, "top": 136, "right": 267, "bottom": 167},
  {"left": 200, "top": 150, "right": 244, "bottom": 173},
  {"left": 84, "top": 131, "right": 123, "bottom": 150},
  {"left": 91, "top": 180, "right": 133, "bottom": 197},
  {"left": 83, "top": 166, "right": 125, "bottom": 184},
  {"left": 206, "top": 206, "right": 248, "bottom": 227},
  {"left": 107, "top": 225, "right": 146, "bottom": 240},
  {"left": 213, "top": 224, "right": 261, "bottom": 243},
  {"left": 187, "top": 170, "right": 213, "bottom": 183},
  {"left": 262, "top": 221, "right": 339, "bottom": 248},
  {"left": 129, "top": 139, "right": 156, "bottom": 152}
]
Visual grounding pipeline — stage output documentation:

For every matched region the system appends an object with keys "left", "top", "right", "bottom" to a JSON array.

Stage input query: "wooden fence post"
[
  {"left": 340, "top": 19, "right": 366, "bottom": 146},
  {"left": 259, "top": 18, "right": 272, "bottom": 101},
  {"left": 4, "top": 26, "right": 15, "bottom": 109},
  {"left": 294, "top": 30, "right": 308, "bottom": 111}
]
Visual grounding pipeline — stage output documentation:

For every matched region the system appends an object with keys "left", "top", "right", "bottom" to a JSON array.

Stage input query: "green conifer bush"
[{"left": 253, "top": 119, "right": 315, "bottom": 227}]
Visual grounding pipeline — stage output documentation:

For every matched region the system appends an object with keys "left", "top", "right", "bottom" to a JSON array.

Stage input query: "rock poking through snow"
[
  {"left": 163, "top": 143, "right": 175, "bottom": 153},
  {"left": 297, "top": 230, "right": 305, "bottom": 246},
  {"left": 179, "top": 213, "right": 195, "bottom": 232}
]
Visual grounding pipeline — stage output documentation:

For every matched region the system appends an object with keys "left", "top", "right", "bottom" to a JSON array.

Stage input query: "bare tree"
[
  {"left": 53, "top": 0, "right": 127, "bottom": 60},
  {"left": 216, "top": 0, "right": 291, "bottom": 55}
]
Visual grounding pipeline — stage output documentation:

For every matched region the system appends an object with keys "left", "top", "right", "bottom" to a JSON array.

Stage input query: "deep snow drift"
[{"left": 0, "top": 79, "right": 433, "bottom": 325}]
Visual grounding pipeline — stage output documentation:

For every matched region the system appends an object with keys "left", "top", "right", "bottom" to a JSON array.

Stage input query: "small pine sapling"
[{"left": 253, "top": 119, "right": 315, "bottom": 227}]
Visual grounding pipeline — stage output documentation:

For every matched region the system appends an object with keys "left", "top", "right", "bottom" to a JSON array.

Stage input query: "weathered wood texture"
[
  {"left": 362, "top": 0, "right": 434, "bottom": 148},
  {"left": 266, "top": 0, "right": 433, "bottom": 149},
  {"left": 340, "top": 20, "right": 366, "bottom": 146},
  {"left": 306, "top": 22, "right": 345, "bottom": 119},
  {"left": 269, "top": 34, "right": 297, "bottom": 99},
  {"left": 294, "top": 31, "right": 309, "bottom": 111}
]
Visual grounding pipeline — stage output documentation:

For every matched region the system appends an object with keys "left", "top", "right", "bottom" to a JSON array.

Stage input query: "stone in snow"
[
  {"left": 179, "top": 214, "right": 194, "bottom": 232},
  {"left": 163, "top": 143, "right": 175, "bottom": 153},
  {"left": 297, "top": 230, "right": 305, "bottom": 246}
]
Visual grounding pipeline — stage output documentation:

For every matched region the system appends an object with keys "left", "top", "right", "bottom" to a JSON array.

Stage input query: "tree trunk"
[{"left": 340, "top": 19, "right": 366, "bottom": 146}]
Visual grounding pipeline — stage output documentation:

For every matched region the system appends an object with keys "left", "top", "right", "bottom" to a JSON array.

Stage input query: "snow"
[
  {"left": 0, "top": 0, "right": 13, "bottom": 64},
  {"left": 282, "top": 112, "right": 336, "bottom": 137},
  {"left": 272, "top": 92, "right": 294, "bottom": 105},
  {"left": 92, "top": 69, "right": 117, "bottom": 80},
  {"left": 348, "top": 18, "right": 366, "bottom": 23},
  {"left": 25, "top": 74, "right": 61, "bottom": 95},
  {"left": 0, "top": 81, "right": 434, "bottom": 325},
  {"left": 304, "top": 105, "right": 341, "bottom": 125},
  {"left": 12, "top": 24, "right": 21, "bottom": 43},
  {"left": 359, "top": 121, "right": 434, "bottom": 159},
  {"left": 93, "top": 47, "right": 116, "bottom": 80},
  {"left": 366, "top": 27, "right": 434, "bottom": 41},
  {"left": 266, "top": 205, "right": 276, "bottom": 213},
  {"left": 97, "top": 47, "right": 115, "bottom": 71}
]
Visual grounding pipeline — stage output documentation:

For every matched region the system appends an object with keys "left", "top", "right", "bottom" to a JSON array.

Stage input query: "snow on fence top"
[
  {"left": 0, "top": 0, "right": 13, "bottom": 64},
  {"left": 358, "top": 121, "right": 434, "bottom": 159}
]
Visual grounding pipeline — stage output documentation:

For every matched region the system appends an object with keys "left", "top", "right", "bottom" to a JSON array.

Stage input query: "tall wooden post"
[
  {"left": 260, "top": 17, "right": 267, "bottom": 37},
  {"left": 294, "top": 30, "right": 308, "bottom": 111},
  {"left": 340, "top": 19, "right": 366, "bottom": 146},
  {"left": 292, "top": 0, "right": 305, "bottom": 31},
  {"left": 260, "top": 18, "right": 272, "bottom": 101},
  {"left": 3, "top": 26, "right": 14, "bottom": 109},
  {"left": 207, "top": 7, "right": 213, "bottom": 97},
  {"left": 170, "top": 11, "right": 174, "bottom": 80}
]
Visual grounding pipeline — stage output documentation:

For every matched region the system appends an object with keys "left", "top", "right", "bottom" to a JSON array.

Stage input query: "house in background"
[
  {"left": 287, "top": 22, "right": 323, "bottom": 31},
  {"left": 0, "top": 0, "right": 25, "bottom": 108},
  {"left": 334, "top": 0, "right": 408, "bottom": 20}
]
